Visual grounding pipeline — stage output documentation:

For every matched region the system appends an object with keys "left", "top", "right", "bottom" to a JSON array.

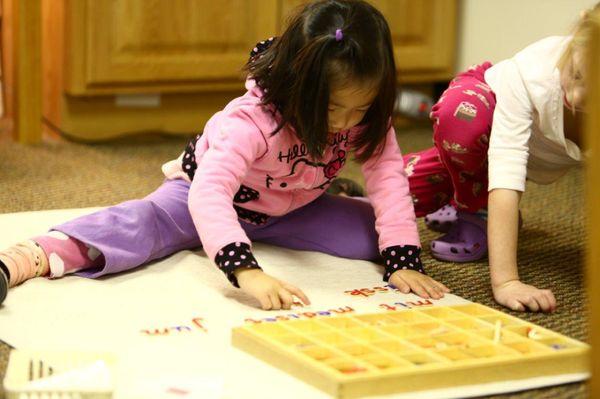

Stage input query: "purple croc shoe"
[
  {"left": 424, "top": 204, "right": 458, "bottom": 233},
  {"left": 430, "top": 212, "right": 487, "bottom": 262}
]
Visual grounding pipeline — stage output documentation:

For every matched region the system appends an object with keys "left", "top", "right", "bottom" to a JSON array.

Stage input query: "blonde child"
[
  {"left": 404, "top": 4, "right": 597, "bottom": 312},
  {"left": 0, "top": 0, "right": 449, "bottom": 309}
]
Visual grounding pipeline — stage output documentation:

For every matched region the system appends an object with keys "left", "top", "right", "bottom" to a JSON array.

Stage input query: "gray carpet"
[{"left": 0, "top": 128, "right": 587, "bottom": 398}]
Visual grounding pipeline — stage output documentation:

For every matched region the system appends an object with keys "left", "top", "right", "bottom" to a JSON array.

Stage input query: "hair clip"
[{"left": 335, "top": 28, "right": 343, "bottom": 42}]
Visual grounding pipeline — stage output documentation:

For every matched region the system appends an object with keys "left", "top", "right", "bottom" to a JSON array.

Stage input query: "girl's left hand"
[{"left": 389, "top": 270, "right": 450, "bottom": 299}]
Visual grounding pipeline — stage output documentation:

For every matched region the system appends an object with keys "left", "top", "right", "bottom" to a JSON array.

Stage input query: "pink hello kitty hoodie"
[{"left": 162, "top": 79, "right": 420, "bottom": 268}]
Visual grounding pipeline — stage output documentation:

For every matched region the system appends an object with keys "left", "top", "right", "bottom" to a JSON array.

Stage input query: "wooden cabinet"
[
  {"left": 283, "top": 0, "right": 457, "bottom": 82},
  {"left": 374, "top": 0, "right": 456, "bottom": 82},
  {"left": 66, "top": 0, "right": 278, "bottom": 94},
  {"left": 42, "top": 0, "right": 456, "bottom": 140}
]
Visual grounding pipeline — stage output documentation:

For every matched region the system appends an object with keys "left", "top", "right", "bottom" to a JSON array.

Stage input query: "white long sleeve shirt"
[{"left": 485, "top": 36, "right": 582, "bottom": 192}]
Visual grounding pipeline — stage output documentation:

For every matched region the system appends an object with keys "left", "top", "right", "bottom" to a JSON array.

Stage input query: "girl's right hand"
[
  {"left": 493, "top": 280, "right": 556, "bottom": 313},
  {"left": 235, "top": 268, "right": 311, "bottom": 310},
  {"left": 389, "top": 269, "right": 450, "bottom": 300}
]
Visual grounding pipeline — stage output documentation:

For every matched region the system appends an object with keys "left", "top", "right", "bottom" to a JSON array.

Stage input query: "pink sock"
[{"left": 34, "top": 231, "right": 104, "bottom": 278}]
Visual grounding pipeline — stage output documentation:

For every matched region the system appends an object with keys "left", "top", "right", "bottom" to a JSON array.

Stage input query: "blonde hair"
[{"left": 557, "top": 2, "right": 600, "bottom": 73}]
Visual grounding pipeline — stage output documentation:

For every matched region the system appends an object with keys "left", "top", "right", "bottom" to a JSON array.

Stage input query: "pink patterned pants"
[{"left": 403, "top": 62, "right": 497, "bottom": 216}]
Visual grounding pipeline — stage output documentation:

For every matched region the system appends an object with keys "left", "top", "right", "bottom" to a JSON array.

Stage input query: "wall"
[{"left": 457, "top": 0, "right": 598, "bottom": 72}]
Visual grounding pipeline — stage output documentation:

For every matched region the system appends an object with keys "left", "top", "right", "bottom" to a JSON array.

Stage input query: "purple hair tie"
[{"left": 335, "top": 28, "right": 343, "bottom": 41}]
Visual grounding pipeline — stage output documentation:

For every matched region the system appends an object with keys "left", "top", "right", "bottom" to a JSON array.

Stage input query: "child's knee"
[
  {"left": 118, "top": 199, "right": 164, "bottom": 221},
  {"left": 342, "top": 238, "right": 380, "bottom": 260}
]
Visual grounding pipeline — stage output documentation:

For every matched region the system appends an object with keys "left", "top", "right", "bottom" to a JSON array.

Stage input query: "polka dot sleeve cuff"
[
  {"left": 381, "top": 245, "right": 424, "bottom": 282},
  {"left": 214, "top": 242, "right": 261, "bottom": 287}
]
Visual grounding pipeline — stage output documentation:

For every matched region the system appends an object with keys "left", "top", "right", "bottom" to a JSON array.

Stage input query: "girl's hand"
[
  {"left": 389, "top": 270, "right": 450, "bottom": 299},
  {"left": 235, "top": 269, "right": 310, "bottom": 310},
  {"left": 493, "top": 280, "right": 556, "bottom": 313}
]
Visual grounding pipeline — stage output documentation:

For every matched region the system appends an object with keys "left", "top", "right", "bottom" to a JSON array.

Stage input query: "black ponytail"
[{"left": 244, "top": 0, "right": 397, "bottom": 162}]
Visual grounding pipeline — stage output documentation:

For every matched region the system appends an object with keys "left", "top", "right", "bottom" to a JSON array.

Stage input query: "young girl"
[
  {"left": 401, "top": 4, "right": 596, "bottom": 313},
  {"left": 0, "top": 0, "right": 449, "bottom": 309}
]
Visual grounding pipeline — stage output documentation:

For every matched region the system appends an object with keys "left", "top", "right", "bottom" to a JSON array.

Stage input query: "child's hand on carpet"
[
  {"left": 493, "top": 280, "right": 556, "bottom": 313},
  {"left": 235, "top": 268, "right": 310, "bottom": 310},
  {"left": 389, "top": 270, "right": 449, "bottom": 299}
]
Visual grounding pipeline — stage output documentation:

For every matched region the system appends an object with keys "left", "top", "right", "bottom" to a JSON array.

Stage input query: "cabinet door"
[
  {"left": 279, "top": 0, "right": 456, "bottom": 82},
  {"left": 372, "top": 0, "right": 456, "bottom": 80},
  {"left": 66, "top": 0, "right": 278, "bottom": 94}
]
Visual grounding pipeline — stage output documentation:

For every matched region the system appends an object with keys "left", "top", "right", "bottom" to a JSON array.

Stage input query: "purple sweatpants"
[{"left": 54, "top": 179, "right": 380, "bottom": 278}]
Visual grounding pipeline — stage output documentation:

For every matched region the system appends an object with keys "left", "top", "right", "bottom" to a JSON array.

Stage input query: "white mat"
[{"left": 0, "top": 209, "right": 587, "bottom": 398}]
